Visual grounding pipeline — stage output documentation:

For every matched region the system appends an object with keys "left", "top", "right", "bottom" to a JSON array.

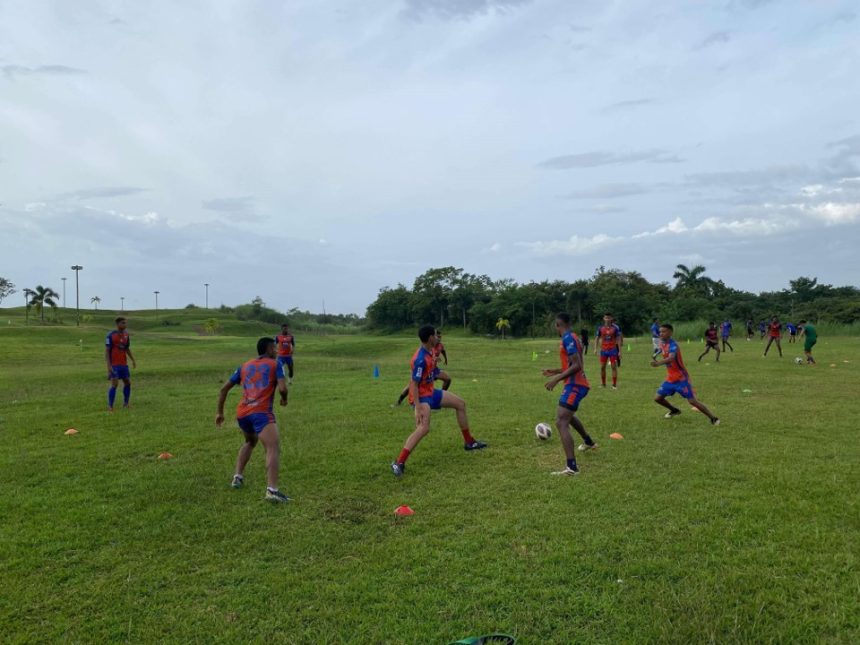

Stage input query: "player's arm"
[
  {"left": 126, "top": 347, "right": 137, "bottom": 368},
  {"left": 275, "top": 361, "right": 288, "bottom": 406},
  {"left": 616, "top": 326, "right": 623, "bottom": 352},
  {"left": 441, "top": 346, "right": 448, "bottom": 365},
  {"left": 546, "top": 352, "right": 582, "bottom": 389},
  {"left": 650, "top": 351, "right": 675, "bottom": 367},
  {"left": 104, "top": 343, "right": 112, "bottom": 374},
  {"left": 215, "top": 380, "right": 236, "bottom": 427}
]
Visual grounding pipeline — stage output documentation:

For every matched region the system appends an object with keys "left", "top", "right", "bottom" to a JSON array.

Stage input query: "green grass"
[{"left": 0, "top": 321, "right": 858, "bottom": 643}]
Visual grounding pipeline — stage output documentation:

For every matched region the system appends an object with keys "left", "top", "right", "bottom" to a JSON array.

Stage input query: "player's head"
[
  {"left": 257, "top": 337, "right": 276, "bottom": 357},
  {"left": 418, "top": 324, "right": 436, "bottom": 344},
  {"left": 115, "top": 316, "right": 127, "bottom": 329},
  {"left": 555, "top": 312, "right": 571, "bottom": 334},
  {"left": 603, "top": 312, "right": 613, "bottom": 324},
  {"left": 771, "top": 315, "right": 778, "bottom": 322},
  {"left": 798, "top": 319, "right": 806, "bottom": 325},
  {"left": 653, "top": 318, "right": 659, "bottom": 323},
  {"left": 709, "top": 321, "right": 716, "bottom": 328},
  {"left": 435, "top": 330, "right": 443, "bottom": 341},
  {"left": 281, "top": 323, "right": 289, "bottom": 332},
  {"left": 659, "top": 323, "right": 674, "bottom": 340}
]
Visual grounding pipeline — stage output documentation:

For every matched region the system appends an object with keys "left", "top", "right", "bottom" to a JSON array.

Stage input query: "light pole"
[
  {"left": 71, "top": 265, "right": 83, "bottom": 326},
  {"left": 61, "top": 277, "right": 67, "bottom": 309},
  {"left": 154, "top": 291, "right": 160, "bottom": 320},
  {"left": 120, "top": 296, "right": 125, "bottom": 311},
  {"left": 204, "top": 283, "right": 209, "bottom": 309}
]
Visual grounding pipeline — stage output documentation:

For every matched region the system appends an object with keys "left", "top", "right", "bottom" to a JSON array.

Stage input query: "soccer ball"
[
  {"left": 794, "top": 357, "right": 804, "bottom": 365},
  {"left": 535, "top": 422, "right": 552, "bottom": 440}
]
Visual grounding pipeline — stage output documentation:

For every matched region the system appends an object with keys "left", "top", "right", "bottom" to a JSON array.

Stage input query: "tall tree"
[
  {"left": 0, "top": 277, "right": 15, "bottom": 305},
  {"left": 91, "top": 296, "right": 101, "bottom": 311},
  {"left": 672, "top": 264, "right": 714, "bottom": 296},
  {"left": 495, "top": 317, "right": 510, "bottom": 339},
  {"left": 23, "top": 288, "right": 35, "bottom": 325},
  {"left": 28, "top": 285, "right": 60, "bottom": 323}
]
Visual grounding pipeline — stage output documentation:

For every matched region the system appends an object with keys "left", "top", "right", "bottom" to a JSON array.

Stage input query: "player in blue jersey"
[
  {"left": 215, "top": 337, "right": 290, "bottom": 502},
  {"left": 720, "top": 319, "right": 734, "bottom": 352},
  {"left": 105, "top": 317, "right": 137, "bottom": 411},
  {"left": 391, "top": 325, "right": 486, "bottom": 478},
  {"left": 650, "top": 318, "right": 661, "bottom": 357},
  {"left": 786, "top": 321, "right": 798, "bottom": 343}
]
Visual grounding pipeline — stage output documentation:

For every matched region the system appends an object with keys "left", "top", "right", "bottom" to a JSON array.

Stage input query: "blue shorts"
[
  {"left": 110, "top": 365, "right": 130, "bottom": 380},
  {"left": 657, "top": 380, "right": 695, "bottom": 400},
  {"left": 417, "top": 388, "right": 444, "bottom": 410},
  {"left": 599, "top": 349, "right": 619, "bottom": 364},
  {"left": 277, "top": 356, "right": 293, "bottom": 367},
  {"left": 237, "top": 412, "right": 276, "bottom": 434},
  {"left": 432, "top": 367, "right": 441, "bottom": 379},
  {"left": 559, "top": 384, "right": 589, "bottom": 412}
]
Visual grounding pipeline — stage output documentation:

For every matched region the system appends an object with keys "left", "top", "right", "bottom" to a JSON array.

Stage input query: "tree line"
[{"left": 366, "top": 266, "right": 860, "bottom": 336}]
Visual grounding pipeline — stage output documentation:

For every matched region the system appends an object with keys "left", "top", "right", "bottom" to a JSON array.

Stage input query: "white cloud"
[
  {"left": 807, "top": 202, "right": 860, "bottom": 225},
  {"left": 483, "top": 242, "right": 502, "bottom": 253},
  {"left": 634, "top": 215, "right": 799, "bottom": 238},
  {"left": 519, "top": 233, "right": 620, "bottom": 257}
]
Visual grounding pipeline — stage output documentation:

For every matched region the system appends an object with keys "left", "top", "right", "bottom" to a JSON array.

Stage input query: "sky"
[{"left": 1, "top": 0, "right": 859, "bottom": 314}]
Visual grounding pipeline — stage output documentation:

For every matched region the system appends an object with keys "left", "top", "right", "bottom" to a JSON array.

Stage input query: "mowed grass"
[{"left": 1, "top": 323, "right": 858, "bottom": 643}]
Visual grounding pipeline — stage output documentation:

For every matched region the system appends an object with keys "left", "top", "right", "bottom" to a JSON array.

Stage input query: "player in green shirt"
[{"left": 798, "top": 320, "right": 817, "bottom": 364}]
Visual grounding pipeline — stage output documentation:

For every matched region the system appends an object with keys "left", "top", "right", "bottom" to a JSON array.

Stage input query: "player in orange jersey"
[{"left": 105, "top": 316, "right": 137, "bottom": 411}]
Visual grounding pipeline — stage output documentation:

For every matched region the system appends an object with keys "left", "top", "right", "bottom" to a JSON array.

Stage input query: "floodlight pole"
[
  {"left": 120, "top": 296, "right": 125, "bottom": 311},
  {"left": 204, "top": 283, "right": 209, "bottom": 309},
  {"left": 71, "top": 265, "right": 83, "bottom": 326},
  {"left": 154, "top": 291, "right": 160, "bottom": 320},
  {"left": 61, "top": 277, "right": 67, "bottom": 309}
]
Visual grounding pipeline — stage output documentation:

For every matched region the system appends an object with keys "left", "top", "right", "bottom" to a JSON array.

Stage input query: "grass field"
[{"left": 1, "top": 314, "right": 858, "bottom": 643}]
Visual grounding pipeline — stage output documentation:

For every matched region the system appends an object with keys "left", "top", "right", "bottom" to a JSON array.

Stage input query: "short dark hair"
[
  {"left": 603, "top": 311, "right": 612, "bottom": 317},
  {"left": 653, "top": 318, "right": 659, "bottom": 322},
  {"left": 556, "top": 312, "right": 571, "bottom": 325},
  {"left": 709, "top": 321, "right": 715, "bottom": 326},
  {"left": 281, "top": 322, "right": 289, "bottom": 328},
  {"left": 257, "top": 337, "right": 275, "bottom": 355},
  {"left": 115, "top": 317, "right": 126, "bottom": 324},
  {"left": 660, "top": 323, "right": 674, "bottom": 332},
  {"left": 798, "top": 319, "right": 806, "bottom": 324},
  {"left": 418, "top": 325, "right": 436, "bottom": 343}
]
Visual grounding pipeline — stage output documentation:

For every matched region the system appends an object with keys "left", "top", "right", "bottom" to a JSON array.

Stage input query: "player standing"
[
  {"left": 579, "top": 327, "right": 589, "bottom": 355},
  {"left": 746, "top": 319, "right": 755, "bottom": 341},
  {"left": 763, "top": 316, "right": 783, "bottom": 357},
  {"left": 786, "top": 321, "right": 798, "bottom": 343},
  {"left": 391, "top": 325, "right": 486, "bottom": 478},
  {"left": 651, "top": 324, "right": 720, "bottom": 425},
  {"left": 275, "top": 323, "right": 295, "bottom": 384},
  {"left": 595, "top": 313, "right": 622, "bottom": 389},
  {"left": 720, "top": 319, "right": 734, "bottom": 352},
  {"left": 650, "top": 318, "right": 661, "bottom": 357},
  {"left": 543, "top": 312, "right": 597, "bottom": 476},
  {"left": 105, "top": 316, "right": 137, "bottom": 411},
  {"left": 798, "top": 320, "right": 817, "bottom": 364},
  {"left": 215, "top": 337, "right": 291, "bottom": 502},
  {"left": 698, "top": 322, "right": 721, "bottom": 362}
]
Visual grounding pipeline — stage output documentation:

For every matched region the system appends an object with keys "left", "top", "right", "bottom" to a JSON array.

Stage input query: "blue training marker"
[{"left": 373, "top": 364, "right": 380, "bottom": 379}]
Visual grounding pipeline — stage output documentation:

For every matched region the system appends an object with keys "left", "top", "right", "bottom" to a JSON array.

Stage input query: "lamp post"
[
  {"left": 71, "top": 265, "right": 83, "bottom": 326},
  {"left": 154, "top": 291, "right": 160, "bottom": 320},
  {"left": 120, "top": 296, "right": 125, "bottom": 312},
  {"left": 204, "top": 283, "right": 209, "bottom": 309},
  {"left": 61, "top": 277, "right": 67, "bottom": 309}
]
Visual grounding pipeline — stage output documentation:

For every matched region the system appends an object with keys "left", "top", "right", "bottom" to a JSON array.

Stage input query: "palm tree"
[
  {"left": 496, "top": 317, "right": 511, "bottom": 340},
  {"left": 23, "top": 288, "right": 35, "bottom": 325},
  {"left": 91, "top": 296, "right": 101, "bottom": 311},
  {"left": 672, "top": 264, "right": 714, "bottom": 295},
  {"left": 28, "top": 285, "right": 60, "bottom": 323}
]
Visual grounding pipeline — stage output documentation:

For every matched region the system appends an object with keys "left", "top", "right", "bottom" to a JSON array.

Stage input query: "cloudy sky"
[{"left": 2, "top": 0, "right": 859, "bottom": 314}]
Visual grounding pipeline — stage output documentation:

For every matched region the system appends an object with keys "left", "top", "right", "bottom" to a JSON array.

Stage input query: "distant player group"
[{"left": 100, "top": 311, "right": 819, "bottom": 499}]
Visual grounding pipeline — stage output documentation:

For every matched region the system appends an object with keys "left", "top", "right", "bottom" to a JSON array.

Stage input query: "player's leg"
[
  {"left": 287, "top": 358, "right": 294, "bottom": 381},
  {"left": 600, "top": 356, "right": 607, "bottom": 387},
  {"left": 258, "top": 422, "right": 290, "bottom": 501},
  {"left": 688, "top": 396, "right": 719, "bottom": 425},
  {"left": 763, "top": 337, "right": 773, "bottom": 355},
  {"left": 698, "top": 345, "right": 709, "bottom": 361},
  {"left": 439, "top": 390, "right": 483, "bottom": 448},
  {"left": 554, "top": 406, "right": 577, "bottom": 465},
  {"left": 726, "top": 338, "right": 734, "bottom": 352},
  {"left": 715, "top": 345, "right": 721, "bottom": 362},
  {"left": 437, "top": 370, "right": 452, "bottom": 391},
  {"left": 108, "top": 373, "right": 119, "bottom": 410},
  {"left": 392, "top": 402, "right": 431, "bottom": 475},
  {"left": 395, "top": 384, "right": 409, "bottom": 406},
  {"left": 234, "top": 430, "right": 258, "bottom": 480},
  {"left": 610, "top": 357, "right": 618, "bottom": 388},
  {"left": 805, "top": 340, "right": 816, "bottom": 364},
  {"left": 121, "top": 377, "right": 131, "bottom": 406},
  {"left": 655, "top": 384, "right": 682, "bottom": 416},
  {"left": 776, "top": 338, "right": 783, "bottom": 357}
]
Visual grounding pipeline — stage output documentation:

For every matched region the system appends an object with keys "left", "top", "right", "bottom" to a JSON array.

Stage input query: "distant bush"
[
  {"left": 160, "top": 319, "right": 181, "bottom": 327},
  {"left": 184, "top": 303, "right": 198, "bottom": 309}
]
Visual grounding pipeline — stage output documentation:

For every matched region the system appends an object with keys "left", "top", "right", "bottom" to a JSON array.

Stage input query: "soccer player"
[
  {"left": 391, "top": 325, "right": 486, "bottom": 477},
  {"left": 720, "top": 319, "right": 734, "bottom": 352},
  {"left": 394, "top": 330, "right": 451, "bottom": 406},
  {"left": 651, "top": 323, "right": 719, "bottom": 425},
  {"left": 215, "top": 337, "right": 290, "bottom": 503},
  {"left": 746, "top": 319, "right": 755, "bottom": 341},
  {"left": 698, "top": 322, "right": 721, "bottom": 362},
  {"left": 786, "top": 321, "right": 798, "bottom": 343},
  {"left": 798, "top": 320, "right": 817, "bottom": 364},
  {"left": 650, "top": 318, "right": 661, "bottom": 357},
  {"left": 758, "top": 319, "right": 767, "bottom": 340},
  {"left": 543, "top": 312, "right": 597, "bottom": 476},
  {"left": 595, "top": 312, "right": 622, "bottom": 389},
  {"left": 763, "top": 316, "right": 783, "bottom": 357},
  {"left": 275, "top": 323, "right": 295, "bottom": 384},
  {"left": 105, "top": 316, "right": 136, "bottom": 411},
  {"left": 579, "top": 327, "right": 589, "bottom": 355}
]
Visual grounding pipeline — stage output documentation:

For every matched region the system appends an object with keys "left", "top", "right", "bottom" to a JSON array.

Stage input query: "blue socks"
[
  {"left": 108, "top": 387, "right": 117, "bottom": 408},
  {"left": 567, "top": 459, "right": 578, "bottom": 471},
  {"left": 123, "top": 384, "right": 131, "bottom": 405}
]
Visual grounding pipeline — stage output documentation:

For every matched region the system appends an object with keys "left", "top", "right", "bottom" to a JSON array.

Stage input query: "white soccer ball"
[
  {"left": 794, "top": 357, "right": 804, "bottom": 365},
  {"left": 535, "top": 422, "right": 552, "bottom": 440}
]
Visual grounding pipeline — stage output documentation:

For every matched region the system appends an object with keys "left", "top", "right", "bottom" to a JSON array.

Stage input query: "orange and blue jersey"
[
  {"left": 410, "top": 346, "right": 437, "bottom": 404},
  {"left": 597, "top": 324, "right": 621, "bottom": 351},
  {"left": 560, "top": 331, "right": 590, "bottom": 388},
  {"left": 660, "top": 339, "right": 690, "bottom": 383},
  {"left": 105, "top": 331, "right": 130, "bottom": 366},
  {"left": 229, "top": 357, "right": 284, "bottom": 418},
  {"left": 275, "top": 334, "right": 295, "bottom": 357}
]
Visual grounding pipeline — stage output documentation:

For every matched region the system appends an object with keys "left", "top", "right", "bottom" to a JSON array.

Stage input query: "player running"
[
  {"left": 786, "top": 321, "right": 798, "bottom": 343},
  {"left": 105, "top": 316, "right": 137, "bottom": 411},
  {"left": 595, "top": 312, "right": 623, "bottom": 389},
  {"left": 215, "top": 337, "right": 291, "bottom": 503},
  {"left": 651, "top": 324, "right": 720, "bottom": 425},
  {"left": 798, "top": 320, "right": 817, "bottom": 364},
  {"left": 391, "top": 325, "right": 486, "bottom": 477},
  {"left": 698, "top": 322, "right": 721, "bottom": 362},
  {"left": 394, "top": 330, "right": 450, "bottom": 406},
  {"left": 275, "top": 323, "right": 295, "bottom": 384},
  {"left": 746, "top": 319, "right": 755, "bottom": 341},
  {"left": 720, "top": 319, "right": 734, "bottom": 352},
  {"left": 758, "top": 319, "right": 767, "bottom": 340},
  {"left": 650, "top": 318, "right": 661, "bottom": 357},
  {"left": 542, "top": 312, "right": 597, "bottom": 476},
  {"left": 763, "top": 316, "right": 784, "bottom": 357}
]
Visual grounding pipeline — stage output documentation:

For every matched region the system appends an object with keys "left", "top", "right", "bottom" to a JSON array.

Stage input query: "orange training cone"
[
  {"left": 64, "top": 428, "right": 78, "bottom": 436},
  {"left": 394, "top": 505, "right": 414, "bottom": 516},
  {"left": 158, "top": 452, "right": 173, "bottom": 460},
  {"left": 609, "top": 432, "right": 624, "bottom": 440}
]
